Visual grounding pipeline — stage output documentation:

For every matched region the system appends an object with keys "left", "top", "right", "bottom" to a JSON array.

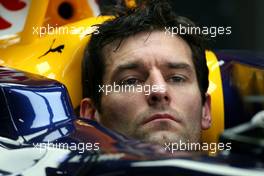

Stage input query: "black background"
[
  {"left": 99, "top": 0, "right": 264, "bottom": 51},
  {"left": 169, "top": 0, "right": 264, "bottom": 51}
]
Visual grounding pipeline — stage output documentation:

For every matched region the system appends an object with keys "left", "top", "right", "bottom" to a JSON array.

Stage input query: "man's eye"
[
  {"left": 168, "top": 76, "right": 186, "bottom": 83},
  {"left": 121, "top": 78, "right": 141, "bottom": 85}
]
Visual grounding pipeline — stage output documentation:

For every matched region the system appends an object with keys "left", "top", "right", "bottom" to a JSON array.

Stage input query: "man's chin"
[{"left": 139, "top": 130, "right": 186, "bottom": 146}]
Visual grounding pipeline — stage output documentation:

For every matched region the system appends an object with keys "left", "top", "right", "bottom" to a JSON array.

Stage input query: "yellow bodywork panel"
[
  {"left": 202, "top": 51, "right": 225, "bottom": 144},
  {"left": 44, "top": 0, "right": 96, "bottom": 27},
  {"left": 0, "top": 16, "right": 110, "bottom": 109},
  {"left": 232, "top": 63, "right": 264, "bottom": 96}
]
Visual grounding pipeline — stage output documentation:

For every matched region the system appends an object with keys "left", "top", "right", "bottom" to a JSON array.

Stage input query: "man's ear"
[
  {"left": 80, "top": 98, "right": 96, "bottom": 120},
  {"left": 201, "top": 93, "right": 212, "bottom": 130}
]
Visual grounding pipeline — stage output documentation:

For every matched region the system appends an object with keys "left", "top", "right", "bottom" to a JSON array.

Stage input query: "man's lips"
[{"left": 141, "top": 113, "right": 180, "bottom": 125}]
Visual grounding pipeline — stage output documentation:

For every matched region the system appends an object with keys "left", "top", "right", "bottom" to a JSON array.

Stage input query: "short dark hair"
[{"left": 82, "top": 0, "right": 209, "bottom": 112}]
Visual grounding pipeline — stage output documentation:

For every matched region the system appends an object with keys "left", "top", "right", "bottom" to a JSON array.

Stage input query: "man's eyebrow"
[
  {"left": 166, "top": 62, "right": 193, "bottom": 72},
  {"left": 111, "top": 61, "right": 142, "bottom": 79},
  {"left": 117, "top": 62, "right": 141, "bottom": 70},
  {"left": 115, "top": 62, "right": 192, "bottom": 70}
]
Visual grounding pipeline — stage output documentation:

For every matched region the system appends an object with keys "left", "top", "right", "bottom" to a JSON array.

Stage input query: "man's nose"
[{"left": 146, "top": 70, "right": 171, "bottom": 106}]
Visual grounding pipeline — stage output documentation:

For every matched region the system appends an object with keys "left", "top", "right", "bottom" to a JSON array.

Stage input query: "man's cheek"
[
  {"left": 115, "top": 93, "right": 144, "bottom": 106},
  {"left": 172, "top": 89, "right": 201, "bottom": 109},
  {"left": 102, "top": 95, "right": 136, "bottom": 118}
]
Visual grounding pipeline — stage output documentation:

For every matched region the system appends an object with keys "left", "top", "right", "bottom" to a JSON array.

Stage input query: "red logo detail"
[
  {"left": 0, "top": 16, "right": 12, "bottom": 29},
  {"left": 0, "top": 0, "right": 26, "bottom": 11},
  {"left": 0, "top": 0, "right": 26, "bottom": 30}
]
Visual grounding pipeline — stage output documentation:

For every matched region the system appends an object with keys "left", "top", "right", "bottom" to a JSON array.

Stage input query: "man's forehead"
[
  {"left": 103, "top": 31, "right": 190, "bottom": 51},
  {"left": 102, "top": 31, "right": 194, "bottom": 71}
]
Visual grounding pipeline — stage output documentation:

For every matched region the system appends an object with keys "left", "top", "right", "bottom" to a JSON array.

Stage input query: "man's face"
[{"left": 91, "top": 31, "right": 211, "bottom": 145}]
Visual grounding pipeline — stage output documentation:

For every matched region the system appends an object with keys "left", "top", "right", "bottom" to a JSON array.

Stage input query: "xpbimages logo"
[
  {"left": 98, "top": 82, "right": 166, "bottom": 95},
  {"left": 165, "top": 24, "right": 232, "bottom": 38},
  {"left": 33, "top": 141, "right": 100, "bottom": 154},
  {"left": 164, "top": 140, "right": 232, "bottom": 154},
  {"left": 32, "top": 24, "right": 99, "bottom": 37}
]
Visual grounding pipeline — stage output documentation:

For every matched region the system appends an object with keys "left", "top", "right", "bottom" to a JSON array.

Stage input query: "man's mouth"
[{"left": 141, "top": 113, "right": 181, "bottom": 125}]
